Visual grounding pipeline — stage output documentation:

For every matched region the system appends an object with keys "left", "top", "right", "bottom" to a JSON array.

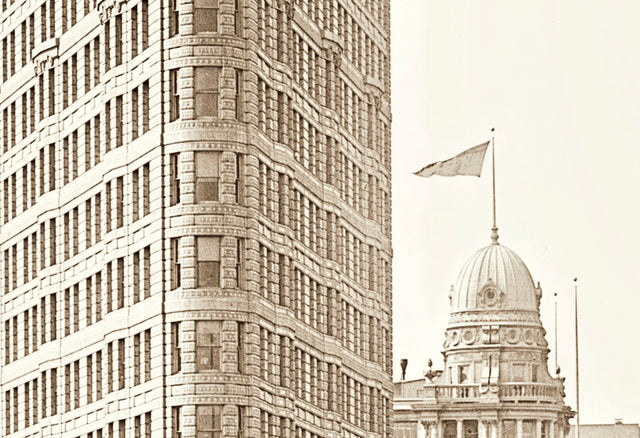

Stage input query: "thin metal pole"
[
  {"left": 491, "top": 129, "right": 496, "bottom": 229},
  {"left": 554, "top": 292, "right": 558, "bottom": 372},
  {"left": 574, "top": 278, "right": 580, "bottom": 438}
]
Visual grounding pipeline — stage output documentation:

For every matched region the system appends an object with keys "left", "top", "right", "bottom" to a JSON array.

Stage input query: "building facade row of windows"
[
  {"left": 2, "top": 166, "right": 151, "bottom": 293},
  {"left": 4, "top": 332, "right": 152, "bottom": 434},
  {"left": 3, "top": 248, "right": 150, "bottom": 364},
  {"left": 0, "top": 0, "right": 148, "bottom": 86},
  {"left": 1, "top": 78, "right": 149, "bottom": 181},
  {"left": 169, "top": 235, "right": 390, "bottom": 365}
]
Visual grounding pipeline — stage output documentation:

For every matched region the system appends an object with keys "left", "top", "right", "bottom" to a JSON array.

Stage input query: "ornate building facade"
[
  {"left": 394, "top": 231, "right": 573, "bottom": 438},
  {"left": 0, "top": 0, "right": 392, "bottom": 436}
]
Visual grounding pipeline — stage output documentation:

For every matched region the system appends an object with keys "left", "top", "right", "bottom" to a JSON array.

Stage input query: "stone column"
[
  {"left": 491, "top": 422, "right": 499, "bottom": 438},
  {"left": 479, "top": 421, "right": 487, "bottom": 438},
  {"left": 536, "top": 420, "right": 542, "bottom": 438},
  {"left": 457, "top": 420, "right": 463, "bottom": 438},
  {"left": 550, "top": 421, "right": 555, "bottom": 438},
  {"left": 517, "top": 419, "right": 523, "bottom": 438}
]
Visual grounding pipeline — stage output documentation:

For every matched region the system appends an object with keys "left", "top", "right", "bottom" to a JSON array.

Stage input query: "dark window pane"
[
  {"left": 195, "top": 94, "right": 218, "bottom": 117},
  {"left": 194, "top": 9, "right": 218, "bottom": 33},
  {"left": 198, "top": 261, "right": 220, "bottom": 287},
  {"left": 196, "top": 179, "right": 219, "bottom": 202}
]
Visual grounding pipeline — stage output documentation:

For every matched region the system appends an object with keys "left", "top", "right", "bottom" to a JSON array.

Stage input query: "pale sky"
[{"left": 391, "top": 0, "right": 640, "bottom": 425}]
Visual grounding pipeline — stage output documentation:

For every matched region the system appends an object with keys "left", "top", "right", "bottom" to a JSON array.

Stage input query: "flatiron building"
[{"left": 0, "top": 0, "right": 392, "bottom": 436}]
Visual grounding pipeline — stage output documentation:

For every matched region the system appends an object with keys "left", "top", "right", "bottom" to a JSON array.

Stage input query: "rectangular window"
[
  {"left": 142, "top": 163, "right": 150, "bottom": 216},
  {"left": 131, "top": 5, "right": 138, "bottom": 58},
  {"left": 195, "top": 152, "right": 220, "bottom": 202},
  {"left": 143, "top": 246, "right": 151, "bottom": 299},
  {"left": 197, "top": 237, "right": 220, "bottom": 287},
  {"left": 194, "top": 0, "right": 218, "bottom": 33},
  {"left": 196, "top": 321, "right": 221, "bottom": 371},
  {"left": 131, "top": 87, "right": 139, "bottom": 141},
  {"left": 95, "top": 271, "right": 102, "bottom": 321},
  {"left": 196, "top": 406, "right": 222, "bottom": 436},
  {"left": 169, "top": 69, "right": 180, "bottom": 122},
  {"left": 171, "top": 322, "right": 181, "bottom": 374},
  {"left": 86, "top": 354, "right": 93, "bottom": 403},
  {"left": 144, "top": 329, "right": 151, "bottom": 381},
  {"left": 169, "top": 0, "right": 179, "bottom": 36},
  {"left": 115, "top": 95, "right": 123, "bottom": 147},
  {"left": 522, "top": 420, "right": 535, "bottom": 438},
  {"left": 115, "top": 176, "right": 123, "bottom": 228},
  {"left": 104, "top": 21, "right": 111, "bottom": 72},
  {"left": 115, "top": 15, "right": 122, "bottom": 66},
  {"left": 71, "top": 54, "right": 78, "bottom": 103},
  {"left": 49, "top": 293, "right": 57, "bottom": 341},
  {"left": 170, "top": 153, "right": 180, "bottom": 206},
  {"left": 118, "top": 339, "right": 125, "bottom": 389},
  {"left": 48, "top": 69, "right": 55, "bottom": 116},
  {"left": 172, "top": 407, "right": 181, "bottom": 438},
  {"left": 502, "top": 420, "right": 516, "bottom": 438},
  {"left": 142, "top": 80, "right": 150, "bottom": 133},
  {"left": 104, "top": 100, "right": 111, "bottom": 153},
  {"left": 194, "top": 67, "right": 220, "bottom": 117},
  {"left": 116, "top": 257, "right": 124, "bottom": 309},
  {"left": 170, "top": 237, "right": 181, "bottom": 290},
  {"left": 133, "top": 333, "right": 141, "bottom": 385},
  {"left": 141, "top": 0, "right": 149, "bottom": 51}
]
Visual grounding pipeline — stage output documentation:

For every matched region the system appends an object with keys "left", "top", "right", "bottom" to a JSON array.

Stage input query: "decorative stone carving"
[
  {"left": 505, "top": 327, "right": 520, "bottom": 344},
  {"left": 462, "top": 328, "right": 476, "bottom": 345},
  {"left": 97, "top": 0, "right": 127, "bottom": 24}
]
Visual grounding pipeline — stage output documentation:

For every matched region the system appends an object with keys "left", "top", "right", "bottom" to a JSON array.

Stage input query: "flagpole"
[
  {"left": 574, "top": 278, "right": 580, "bottom": 438},
  {"left": 491, "top": 128, "right": 498, "bottom": 244},
  {"left": 554, "top": 292, "right": 558, "bottom": 373}
]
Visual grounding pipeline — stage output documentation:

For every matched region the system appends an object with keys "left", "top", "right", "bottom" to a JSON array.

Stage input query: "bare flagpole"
[
  {"left": 554, "top": 292, "right": 558, "bottom": 372},
  {"left": 574, "top": 278, "right": 580, "bottom": 438},
  {"left": 491, "top": 128, "right": 498, "bottom": 244}
]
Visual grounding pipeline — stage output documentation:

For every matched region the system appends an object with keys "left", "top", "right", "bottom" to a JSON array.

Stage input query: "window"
[
  {"left": 463, "top": 420, "right": 478, "bottom": 438},
  {"left": 502, "top": 420, "right": 516, "bottom": 438},
  {"left": 171, "top": 322, "right": 181, "bottom": 374},
  {"left": 172, "top": 407, "right": 181, "bottom": 438},
  {"left": 194, "top": 0, "right": 218, "bottom": 33},
  {"left": 115, "top": 15, "right": 123, "bottom": 66},
  {"left": 512, "top": 363, "right": 526, "bottom": 382},
  {"left": 457, "top": 364, "right": 470, "bottom": 384},
  {"left": 443, "top": 421, "right": 457, "bottom": 438},
  {"left": 195, "top": 152, "right": 220, "bottom": 202},
  {"left": 196, "top": 406, "right": 222, "bottom": 437},
  {"left": 170, "top": 237, "right": 181, "bottom": 290},
  {"left": 131, "top": 5, "right": 138, "bottom": 58},
  {"left": 197, "top": 237, "right": 220, "bottom": 287},
  {"left": 144, "top": 329, "right": 151, "bottom": 382},
  {"left": 522, "top": 421, "right": 535, "bottom": 438},
  {"left": 169, "top": 0, "right": 179, "bottom": 36},
  {"left": 170, "top": 153, "right": 180, "bottom": 205},
  {"left": 196, "top": 321, "right": 221, "bottom": 371},
  {"left": 170, "top": 69, "right": 180, "bottom": 121},
  {"left": 194, "top": 67, "right": 220, "bottom": 118}
]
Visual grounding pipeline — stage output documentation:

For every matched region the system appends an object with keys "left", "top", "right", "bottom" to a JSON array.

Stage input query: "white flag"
[{"left": 414, "top": 141, "right": 490, "bottom": 178}]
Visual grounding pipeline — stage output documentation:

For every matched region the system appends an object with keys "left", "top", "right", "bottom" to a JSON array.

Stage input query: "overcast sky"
[{"left": 391, "top": 0, "right": 640, "bottom": 425}]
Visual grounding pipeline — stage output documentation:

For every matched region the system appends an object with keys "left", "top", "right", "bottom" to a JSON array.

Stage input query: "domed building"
[{"left": 394, "top": 230, "right": 574, "bottom": 438}]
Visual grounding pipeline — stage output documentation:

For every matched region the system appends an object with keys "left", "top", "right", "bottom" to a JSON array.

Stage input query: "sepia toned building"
[
  {"left": 0, "top": 0, "right": 392, "bottom": 436},
  {"left": 394, "top": 231, "right": 573, "bottom": 438}
]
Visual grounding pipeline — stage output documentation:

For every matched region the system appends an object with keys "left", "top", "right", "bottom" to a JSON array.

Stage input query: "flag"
[{"left": 414, "top": 141, "right": 490, "bottom": 178}]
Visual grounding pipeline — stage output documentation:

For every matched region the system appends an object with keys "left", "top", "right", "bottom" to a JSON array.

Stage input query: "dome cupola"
[{"left": 449, "top": 241, "right": 542, "bottom": 314}]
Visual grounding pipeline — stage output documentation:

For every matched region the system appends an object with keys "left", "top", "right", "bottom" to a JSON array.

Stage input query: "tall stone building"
[
  {"left": 0, "top": 0, "right": 392, "bottom": 436},
  {"left": 394, "top": 231, "right": 573, "bottom": 438}
]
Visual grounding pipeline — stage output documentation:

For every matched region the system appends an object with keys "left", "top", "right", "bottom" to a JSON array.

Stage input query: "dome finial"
[{"left": 491, "top": 226, "right": 499, "bottom": 244}]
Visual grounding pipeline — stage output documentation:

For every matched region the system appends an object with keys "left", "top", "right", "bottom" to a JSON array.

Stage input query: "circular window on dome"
[{"left": 482, "top": 287, "right": 500, "bottom": 307}]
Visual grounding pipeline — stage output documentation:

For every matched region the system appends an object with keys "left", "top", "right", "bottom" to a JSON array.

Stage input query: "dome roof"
[{"left": 450, "top": 242, "right": 540, "bottom": 313}]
